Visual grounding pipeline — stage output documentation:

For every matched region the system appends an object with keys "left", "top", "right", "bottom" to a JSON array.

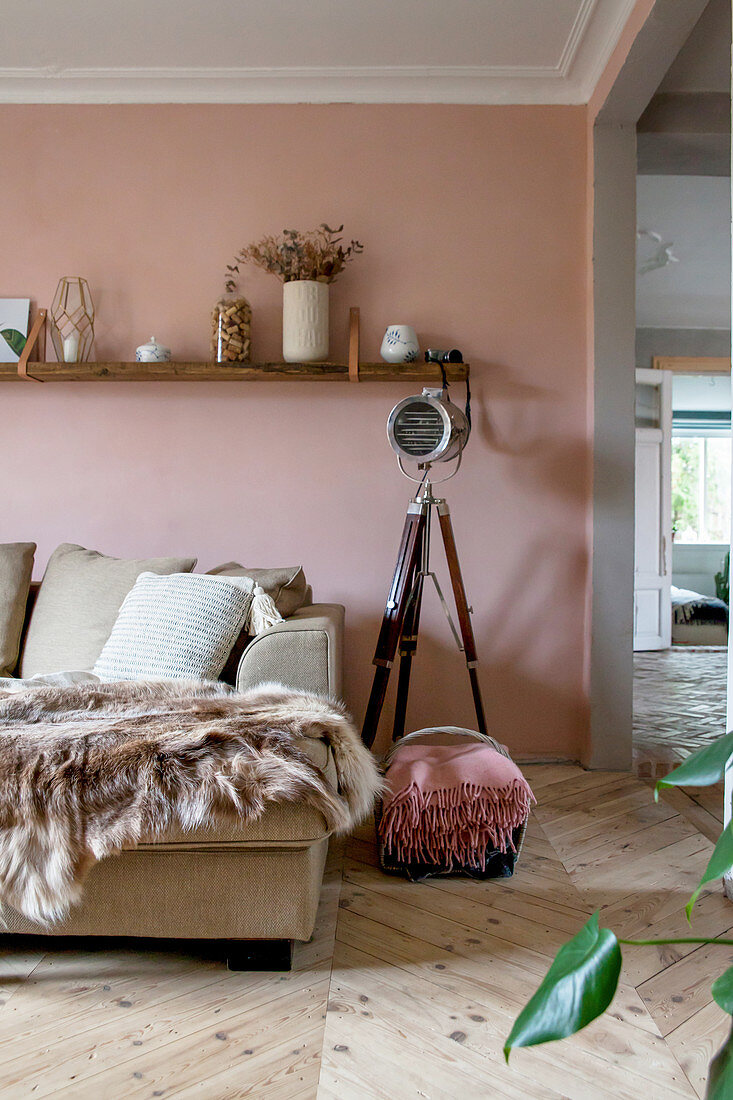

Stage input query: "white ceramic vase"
[{"left": 282, "top": 279, "right": 329, "bottom": 363}]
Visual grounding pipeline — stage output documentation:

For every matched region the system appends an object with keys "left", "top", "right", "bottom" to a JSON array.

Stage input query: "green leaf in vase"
[
  {"left": 655, "top": 730, "right": 733, "bottom": 801},
  {"left": 687, "top": 821, "right": 733, "bottom": 921},
  {"left": 712, "top": 966, "right": 733, "bottom": 1015},
  {"left": 707, "top": 1021, "right": 733, "bottom": 1099},
  {"left": 503, "top": 913, "right": 621, "bottom": 1060},
  {"left": 0, "top": 328, "right": 27, "bottom": 358}
]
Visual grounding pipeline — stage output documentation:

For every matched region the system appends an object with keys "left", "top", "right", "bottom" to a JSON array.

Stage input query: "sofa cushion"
[
  {"left": 93, "top": 571, "right": 258, "bottom": 682},
  {"left": 207, "top": 563, "right": 308, "bottom": 618},
  {"left": 21, "top": 544, "right": 197, "bottom": 677},
  {"left": 0, "top": 543, "right": 35, "bottom": 677}
]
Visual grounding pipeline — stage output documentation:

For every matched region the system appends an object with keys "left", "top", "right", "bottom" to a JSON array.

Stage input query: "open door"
[{"left": 634, "top": 367, "right": 672, "bottom": 650}]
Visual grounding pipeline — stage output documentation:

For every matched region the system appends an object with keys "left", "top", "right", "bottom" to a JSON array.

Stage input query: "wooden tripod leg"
[
  {"left": 437, "top": 503, "right": 488, "bottom": 734},
  {"left": 361, "top": 505, "right": 425, "bottom": 749},
  {"left": 392, "top": 526, "right": 425, "bottom": 743}
]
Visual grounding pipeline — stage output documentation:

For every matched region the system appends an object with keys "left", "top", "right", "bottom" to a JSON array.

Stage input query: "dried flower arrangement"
[{"left": 225, "top": 224, "right": 363, "bottom": 292}]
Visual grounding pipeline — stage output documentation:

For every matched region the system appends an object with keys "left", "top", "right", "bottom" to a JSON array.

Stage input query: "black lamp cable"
[{"left": 439, "top": 361, "right": 471, "bottom": 431}]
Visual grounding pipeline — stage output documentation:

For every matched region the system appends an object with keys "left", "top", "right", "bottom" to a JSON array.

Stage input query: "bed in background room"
[{"left": 672, "top": 585, "right": 729, "bottom": 645}]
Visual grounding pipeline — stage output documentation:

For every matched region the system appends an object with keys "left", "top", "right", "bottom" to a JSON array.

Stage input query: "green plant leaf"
[
  {"left": 503, "top": 913, "right": 621, "bottom": 1060},
  {"left": 687, "top": 821, "right": 733, "bottom": 921},
  {"left": 713, "top": 967, "right": 733, "bottom": 1015},
  {"left": 0, "top": 328, "right": 27, "bottom": 357},
  {"left": 655, "top": 730, "right": 733, "bottom": 801},
  {"left": 707, "top": 1022, "right": 733, "bottom": 1099}
]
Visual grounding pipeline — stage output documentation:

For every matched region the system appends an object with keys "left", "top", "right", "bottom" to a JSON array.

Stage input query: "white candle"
[{"left": 63, "top": 332, "right": 79, "bottom": 363}]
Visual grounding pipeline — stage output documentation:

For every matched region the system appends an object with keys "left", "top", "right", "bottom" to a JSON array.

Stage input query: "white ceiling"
[
  {"left": 636, "top": 175, "right": 732, "bottom": 330},
  {"left": 0, "top": 0, "right": 637, "bottom": 104}
]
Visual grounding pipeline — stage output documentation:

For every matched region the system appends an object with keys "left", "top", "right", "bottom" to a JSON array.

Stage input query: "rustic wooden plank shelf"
[{"left": 0, "top": 361, "right": 469, "bottom": 383}]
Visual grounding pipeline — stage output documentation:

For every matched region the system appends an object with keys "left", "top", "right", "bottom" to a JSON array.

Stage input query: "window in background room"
[
  {"left": 672, "top": 433, "right": 731, "bottom": 543},
  {"left": 671, "top": 374, "right": 731, "bottom": 545}
]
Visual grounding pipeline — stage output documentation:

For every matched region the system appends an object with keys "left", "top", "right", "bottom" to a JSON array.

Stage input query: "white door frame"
[{"left": 634, "top": 368, "right": 672, "bottom": 651}]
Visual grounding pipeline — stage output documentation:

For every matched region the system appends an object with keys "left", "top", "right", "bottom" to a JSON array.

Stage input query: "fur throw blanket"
[{"left": 0, "top": 679, "right": 380, "bottom": 925}]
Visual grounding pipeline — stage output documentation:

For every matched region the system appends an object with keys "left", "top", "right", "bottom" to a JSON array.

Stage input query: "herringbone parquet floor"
[
  {"left": 0, "top": 765, "right": 729, "bottom": 1098},
  {"left": 633, "top": 648, "right": 728, "bottom": 777}
]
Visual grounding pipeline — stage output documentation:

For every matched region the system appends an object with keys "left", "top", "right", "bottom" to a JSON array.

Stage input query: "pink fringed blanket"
[{"left": 379, "top": 740, "right": 535, "bottom": 870}]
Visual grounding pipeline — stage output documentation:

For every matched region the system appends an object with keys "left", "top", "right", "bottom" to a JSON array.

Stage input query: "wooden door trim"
[{"left": 652, "top": 356, "right": 731, "bottom": 375}]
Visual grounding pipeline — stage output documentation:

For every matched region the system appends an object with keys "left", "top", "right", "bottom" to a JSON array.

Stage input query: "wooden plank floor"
[{"left": 0, "top": 765, "right": 729, "bottom": 1098}]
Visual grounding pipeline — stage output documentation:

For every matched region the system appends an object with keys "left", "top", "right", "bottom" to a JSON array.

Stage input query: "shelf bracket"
[
  {"left": 17, "top": 309, "right": 47, "bottom": 383},
  {"left": 348, "top": 307, "right": 360, "bottom": 383}
]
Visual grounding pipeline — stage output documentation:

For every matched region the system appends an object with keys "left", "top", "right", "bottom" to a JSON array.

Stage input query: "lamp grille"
[{"left": 391, "top": 401, "right": 445, "bottom": 457}]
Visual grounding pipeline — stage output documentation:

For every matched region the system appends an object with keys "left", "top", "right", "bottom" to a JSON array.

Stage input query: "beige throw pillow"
[
  {"left": 21, "top": 544, "right": 197, "bottom": 677},
  {"left": 207, "top": 563, "right": 308, "bottom": 618},
  {"left": 0, "top": 543, "right": 36, "bottom": 677}
]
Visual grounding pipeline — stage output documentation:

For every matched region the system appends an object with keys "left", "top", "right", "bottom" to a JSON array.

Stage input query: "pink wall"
[{"left": 1, "top": 104, "right": 588, "bottom": 758}]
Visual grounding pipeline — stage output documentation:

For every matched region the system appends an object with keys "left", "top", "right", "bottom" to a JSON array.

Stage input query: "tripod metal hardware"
[
  {"left": 397, "top": 450, "right": 462, "bottom": 485},
  {"left": 361, "top": 477, "right": 487, "bottom": 749}
]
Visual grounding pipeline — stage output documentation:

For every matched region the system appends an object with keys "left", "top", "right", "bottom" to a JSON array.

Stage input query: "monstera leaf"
[
  {"left": 503, "top": 731, "right": 733, "bottom": 1096},
  {"left": 708, "top": 971, "right": 733, "bottom": 1097},
  {"left": 712, "top": 967, "right": 733, "bottom": 1015},
  {"left": 707, "top": 1023, "right": 733, "bottom": 1099},
  {"left": 504, "top": 913, "right": 621, "bottom": 1059},
  {"left": 0, "top": 328, "right": 27, "bottom": 358},
  {"left": 687, "top": 822, "right": 733, "bottom": 920},
  {"left": 655, "top": 730, "right": 733, "bottom": 800}
]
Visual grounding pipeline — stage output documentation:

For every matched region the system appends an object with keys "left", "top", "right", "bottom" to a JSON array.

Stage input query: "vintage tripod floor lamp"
[{"left": 361, "top": 383, "right": 487, "bottom": 750}]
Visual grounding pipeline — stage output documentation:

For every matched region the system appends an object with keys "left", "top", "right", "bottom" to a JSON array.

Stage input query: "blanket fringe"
[{"left": 379, "top": 779, "right": 533, "bottom": 870}]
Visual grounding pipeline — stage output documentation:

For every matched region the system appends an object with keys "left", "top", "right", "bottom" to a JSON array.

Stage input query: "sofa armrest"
[{"left": 236, "top": 603, "right": 344, "bottom": 697}]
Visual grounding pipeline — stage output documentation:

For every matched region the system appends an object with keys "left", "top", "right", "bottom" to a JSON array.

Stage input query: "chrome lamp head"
[{"left": 387, "top": 387, "right": 470, "bottom": 468}]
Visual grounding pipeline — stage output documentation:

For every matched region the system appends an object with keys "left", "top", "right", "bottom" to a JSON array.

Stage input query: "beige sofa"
[{"left": 7, "top": 584, "right": 345, "bottom": 971}]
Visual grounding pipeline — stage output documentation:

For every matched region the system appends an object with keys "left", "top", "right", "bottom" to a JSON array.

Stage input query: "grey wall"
[
  {"left": 673, "top": 543, "right": 728, "bottom": 596},
  {"left": 658, "top": 0, "right": 731, "bottom": 95},
  {"left": 589, "top": 123, "right": 638, "bottom": 771},
  {"left": 637, "top": 0, "right": 730, "bottom": 176},
  {"left": 636, "top": 327, "right": 732, "bottom": 367}
]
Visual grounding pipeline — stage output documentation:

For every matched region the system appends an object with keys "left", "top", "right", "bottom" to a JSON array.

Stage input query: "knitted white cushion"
[{"left": 93, "top": 572, "right": 259, "bottom": 683}]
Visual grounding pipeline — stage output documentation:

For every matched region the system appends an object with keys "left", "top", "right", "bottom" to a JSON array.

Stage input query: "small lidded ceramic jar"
[{"left": 136, "top": 336, "right": 171, "bottom": 363}]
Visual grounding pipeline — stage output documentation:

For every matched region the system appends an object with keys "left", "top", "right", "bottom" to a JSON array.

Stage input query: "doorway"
[
  {"left": 590, "top": 0, "right": 731, "bottom": 776},
  {"left": 633, "top": 362, "right": 731, "bottom": 779},
  {"left": 630, "top": 3, "right": 731, "bottom": 781}
]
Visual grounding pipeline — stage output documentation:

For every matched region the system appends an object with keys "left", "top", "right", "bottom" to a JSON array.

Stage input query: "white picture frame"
[{"left": 0, "top": 299, "right": 30, "bottom": 363}]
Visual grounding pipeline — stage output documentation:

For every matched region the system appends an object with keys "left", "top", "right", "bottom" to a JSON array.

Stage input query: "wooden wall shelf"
[{"left": 0, "top": 361, "right": 470, "bottom": 383}]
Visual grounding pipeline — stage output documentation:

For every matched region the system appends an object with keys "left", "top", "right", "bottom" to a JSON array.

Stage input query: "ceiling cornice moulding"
[
  {"left": 0, "top": 65, "right": 580, "bottom": 105},
  {"left": 0, "top": 0, "right": 638, "bottom": 106},
  {"left": 574, "top": 0, "right": 639, "bottom": 101},
  {"left": 558, "top": 0, "right": 599, "bottom": 77}
]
